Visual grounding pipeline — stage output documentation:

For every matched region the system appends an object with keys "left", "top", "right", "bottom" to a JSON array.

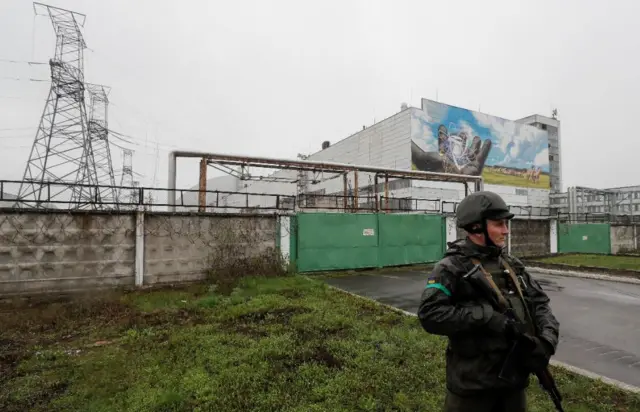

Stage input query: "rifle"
[{"left": 463, "top": 263, "right": 565, "bottom": 412}]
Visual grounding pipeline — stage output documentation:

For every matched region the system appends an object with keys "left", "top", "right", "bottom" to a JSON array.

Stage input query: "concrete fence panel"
[
  {"left": 510, "top": 219, "right": 551, "bottom": 257},
  {"left": 0, "top": 211, "right": 136, "bottom": 295},
  {"left": 610, "top": 225, "right": 637, "bottom": 254},
  {"left": 143, "top": 214, "right": 278, "bottom": 285}
]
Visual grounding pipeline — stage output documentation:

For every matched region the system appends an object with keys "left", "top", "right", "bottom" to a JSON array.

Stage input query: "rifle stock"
[{"left": 462, "top": 265, "right": 565, "bottom": 412}]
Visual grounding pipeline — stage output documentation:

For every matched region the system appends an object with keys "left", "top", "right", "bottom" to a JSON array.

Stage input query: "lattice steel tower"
[
  {"left": 18, "top": 3, "right": 99, "bottom": 209},
  {"left": 86, "top": 83, "right": 118, "bottom": 206},
  {"left": 119, "top": 149, "right": 137, "bottom": 208}
]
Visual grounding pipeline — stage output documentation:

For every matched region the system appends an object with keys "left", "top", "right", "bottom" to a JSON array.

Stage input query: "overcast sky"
[{"left": 1, "top": 0, "right": 639, "bottom": 195}]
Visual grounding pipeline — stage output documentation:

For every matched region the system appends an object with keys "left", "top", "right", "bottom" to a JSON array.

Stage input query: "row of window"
[{"left": 581, "top": 204, "right": 640, "bottom": 213}]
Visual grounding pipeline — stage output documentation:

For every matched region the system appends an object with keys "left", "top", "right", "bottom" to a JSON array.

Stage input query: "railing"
[
  {"left": 556, "top": 213, "right": 640, "bottom": 224},
  {"left": 1, "top": 179, "right": 296, "bottom": 212},
  {"left": 6, "top": 179, "right": 640, "bottom": 222}
]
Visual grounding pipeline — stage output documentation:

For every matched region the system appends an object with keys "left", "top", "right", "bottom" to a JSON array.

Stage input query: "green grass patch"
[
  {"left": 313, "top": 263, "right": 435, "bottom": 279},
  {"left": 410, "top": 164, "right": 550, "bottom": 189},
  {"left": 536, "top": 254, "right": 640, "bottom": 271},
  {"left": 1, "top": 276, "right": 639, "bottom": 411},
  {"left": 482, "top": 168, "right": 551, "bottom": 189}
]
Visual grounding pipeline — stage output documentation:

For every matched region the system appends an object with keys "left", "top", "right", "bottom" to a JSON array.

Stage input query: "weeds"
[
  {"left": 205, "top": 217, "right": 289, "bottom": 293},
  {"left": 0, "top": 276, "right": 639, "bottom": 411}
]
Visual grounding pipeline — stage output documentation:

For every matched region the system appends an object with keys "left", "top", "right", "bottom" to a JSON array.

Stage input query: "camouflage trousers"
[{"left": 443, "top": 389, "right": 526, "bottom": 412}]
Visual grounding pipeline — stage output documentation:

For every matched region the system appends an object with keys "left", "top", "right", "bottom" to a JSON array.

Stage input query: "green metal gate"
[
  {"left": 294, "top": 212, "right": 445, "bottom": 272},
  {"left": 378, "top": 214, "right": 444, "bottom": 267},
  {"left": 557, "top": 223, "right": 611, "bottom": 254},
  {"left": 296, "top": 213, "right": 379, "bottom": 272}
]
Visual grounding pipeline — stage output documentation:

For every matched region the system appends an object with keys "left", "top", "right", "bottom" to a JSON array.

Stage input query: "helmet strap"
[
  {"left": 482, "top": 220, "right": 496, "bottom": 248},
  {"left": 466, "top": 220, "right": 496, "bottom": 248}
]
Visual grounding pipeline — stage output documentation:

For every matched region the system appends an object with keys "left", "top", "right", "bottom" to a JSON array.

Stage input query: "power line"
[
  {"left": 0, "top": 76, "right": 48, "bottom": 82},
  {"left": 0, "top": 126, "right": 36, "bottom": 131},
  {"left": 0, "top": 58, "right": 47, "bottom": 65}
]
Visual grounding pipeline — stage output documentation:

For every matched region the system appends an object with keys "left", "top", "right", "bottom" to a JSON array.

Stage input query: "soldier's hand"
[
  {"left": 486, "top": 312, "right": 509, "bottom": 334},
  {"left": 524, "top": 336, "right": 554, "bottom": 372},
  {"left": 532, "top": 337, "right": 553, "bottom": 366},
  {"left": 505, "top": 319, "right": 529, "bottom": 341}
]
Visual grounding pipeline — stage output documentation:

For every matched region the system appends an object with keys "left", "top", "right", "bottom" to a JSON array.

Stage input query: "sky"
[{"left": 1, "top": 0, "right": 639, "bottom": 195}]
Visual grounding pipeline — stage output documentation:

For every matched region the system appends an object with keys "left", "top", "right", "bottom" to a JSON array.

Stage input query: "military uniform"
[{"left": 417, "top": 192, "right": 560, "bottom": 412}]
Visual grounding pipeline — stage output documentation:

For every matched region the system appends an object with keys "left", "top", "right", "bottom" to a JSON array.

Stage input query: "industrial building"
[
  {"left": 182, "top": 98, "right": 562, "bottom": 213},
  {"left": 550, "top": 185, "right": 640, "bottom": 217}
]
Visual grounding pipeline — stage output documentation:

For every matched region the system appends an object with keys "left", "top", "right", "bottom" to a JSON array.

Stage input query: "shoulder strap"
[
  {"left": 470, "top": 258, "right": 509, "bottom": 310},
  {"left": 500, "top": 257, "right": 533, "bottom": 322},
  {"left": 499, "top": 257, "right": 524, "bottom": 299},
  {"left": 470, "top": 257, "right": 534, "bottom": 323}
]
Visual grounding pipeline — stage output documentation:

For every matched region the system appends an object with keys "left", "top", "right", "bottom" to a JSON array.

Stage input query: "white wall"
[
  {"left": 310, "top": 108, "right": 411, "bottom": 169},
  {"left": 210, "top": 108, "right": 413, "bottom": 209},
  {"left": 179, "top": 174, "right": 243, "bottom": 211},
  {"left": 187, "top": 101, "right": 554, "bottom": 211}
]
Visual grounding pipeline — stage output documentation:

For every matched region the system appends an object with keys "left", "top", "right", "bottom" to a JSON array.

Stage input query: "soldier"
[{"left": 417, "top": 191, "right": 560, "bottom": 412}]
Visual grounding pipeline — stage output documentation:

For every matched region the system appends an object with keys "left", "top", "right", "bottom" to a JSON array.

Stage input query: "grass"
[
  {"left": 536, "top": 254, "right": 640, "bottom": 271},
  {"left": 1, "top": 275, "right": 639, "bottom": 412},
  {"left": 409, "top": 163, "right": 550, "bottom": 189},
  {"left": 315, "top": 263, "right": 435, "bottom": 278},
  {"left": 482, "top": 168, "right": 551, "bottom": 189}
]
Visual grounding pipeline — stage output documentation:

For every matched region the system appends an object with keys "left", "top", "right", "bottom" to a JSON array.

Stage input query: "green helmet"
[{"left": 456, "top": 191, "right": 514, "bottom": 230}]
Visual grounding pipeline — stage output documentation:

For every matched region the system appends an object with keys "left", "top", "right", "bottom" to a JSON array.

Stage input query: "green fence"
[
  {"left": 557, "top": 223, "right": 611, "bottom": 254},
  {"left": 293, "top": 212, "right": 445, "bottom": 272}
]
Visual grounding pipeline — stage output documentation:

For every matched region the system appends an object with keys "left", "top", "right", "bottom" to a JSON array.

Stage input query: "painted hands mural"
[
  {"left": 411, "top": 99, "right": 551, "bottom": 189},
  {"left": 411, "top": 124, "right": 492, "bottom": 175}
]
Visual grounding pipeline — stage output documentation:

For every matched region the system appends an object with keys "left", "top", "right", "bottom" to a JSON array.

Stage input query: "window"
[{"left": 515, "top": 188, "right": 527, "bottom": 196}]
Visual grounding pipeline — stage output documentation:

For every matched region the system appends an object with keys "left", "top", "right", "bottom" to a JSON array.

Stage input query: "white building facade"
[{"left": 188, "top": 98, "right": 561, "bottom": 213}]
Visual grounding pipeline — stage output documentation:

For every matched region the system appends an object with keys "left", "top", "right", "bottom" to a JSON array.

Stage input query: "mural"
[{"left": 411, "top": 99, "right": 550, "bottom": 189}]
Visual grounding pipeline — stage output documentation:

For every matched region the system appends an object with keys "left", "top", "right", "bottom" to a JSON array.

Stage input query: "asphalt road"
[{"left": 323, "top": 269, "right": 640, "bottom": 388}]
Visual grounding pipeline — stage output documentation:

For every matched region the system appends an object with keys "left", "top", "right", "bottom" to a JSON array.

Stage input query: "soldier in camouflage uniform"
[{"left": 417, "top": 191, "right": 560, "bottom": 412}]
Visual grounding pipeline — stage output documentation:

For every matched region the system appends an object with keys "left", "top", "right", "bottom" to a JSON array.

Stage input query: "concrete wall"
[
  {"left": 611, "top": 225, "right": 637, "bottom": 254},
  {"left": 0, "top": 210, "right": 279, "bottom": 296},
  {"left": 510, "top": 219, "right": 550, "bottom": 257},
  {"left": 446, "top": 216, "right": 552, "bottom": 257},
  {"left": 144, "top": 214, "right": 277, "bottom": 285},
  {"left": 0, "top": 210, "right": 136, "bottom": 295}
]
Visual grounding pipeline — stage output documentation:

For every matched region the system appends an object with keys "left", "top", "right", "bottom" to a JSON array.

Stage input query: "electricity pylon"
[
  {"left": 86, "top": 83, "right": 118, "bottom": 207},
  {"left": 18, "top": 2, "right": 99, "bottom": 209},
  {"left": 119, "top": 149, "right": 137, "bottom": 208}
]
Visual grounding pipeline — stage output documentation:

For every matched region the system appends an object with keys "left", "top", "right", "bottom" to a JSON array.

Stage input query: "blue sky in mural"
[{"left": 413, "top": 100, "right": 550, "bottom": 173}]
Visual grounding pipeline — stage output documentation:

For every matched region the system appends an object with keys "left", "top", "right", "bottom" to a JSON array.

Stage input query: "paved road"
[{"left": 324, "top": 269, "right": 640, "bottom": 388}]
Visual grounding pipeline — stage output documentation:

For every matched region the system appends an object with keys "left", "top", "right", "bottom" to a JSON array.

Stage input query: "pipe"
[
  {"left": 354, "top": 171, "right": 359, "bottom": 211},
  {"left": 343, "top": 173, "right": 348, "bottom": 210},
  {"left": 168, "top": 151, "right": 177, "bottom": 212},
  {"left": 384, "top": 174, "right": 389, "bottom": 211},
  {"left": 169, "top": 150, "right": 483, "bottom": 183},
  {"left": 374, "top": 175, "right": 379, "bottom": 211},
  {"left": 198, "top": 158, "right": 207, "bottom": 212}
]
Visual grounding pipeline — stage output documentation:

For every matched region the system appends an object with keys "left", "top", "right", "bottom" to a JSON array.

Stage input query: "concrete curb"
[
  {"left": 322, "top": 281, "right": 640, "bottom": 395},
  {"left": 528, "top": 266, "right": 640, "bottom": 285},
  {"left": 548, "top": 360, "right": 640, "bottom": 394}
]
